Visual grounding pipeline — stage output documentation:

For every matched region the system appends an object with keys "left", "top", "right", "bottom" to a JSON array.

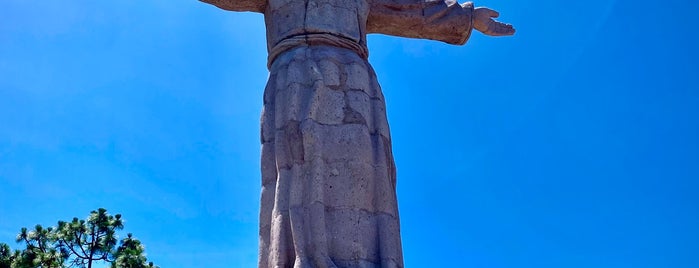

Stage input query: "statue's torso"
[{"left": 264, "top": 0, "right": 370, "bottom": 51}]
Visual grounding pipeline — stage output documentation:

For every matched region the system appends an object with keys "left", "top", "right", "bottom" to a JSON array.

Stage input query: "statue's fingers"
[
  {"left": 488, "top": 9, "right": 500, "bottom": 18},
  {"left": 501, "top": 23, "right": 515, "bottom": 35},
  {"left": 490, "top": 21, "right": 515, "bottom": 36},
  {"left": 497, "top": 23, "right": 514, "bottom": 34}
]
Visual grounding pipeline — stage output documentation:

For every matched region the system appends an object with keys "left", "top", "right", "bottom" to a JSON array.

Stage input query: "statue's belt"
[{"left": 268, "top": 33, "right": 369, "bottom": 68}]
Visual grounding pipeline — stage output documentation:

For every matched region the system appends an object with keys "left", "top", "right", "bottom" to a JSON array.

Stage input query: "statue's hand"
[{"left": 473, "top": 7, "right": 515, "bottom": 36}]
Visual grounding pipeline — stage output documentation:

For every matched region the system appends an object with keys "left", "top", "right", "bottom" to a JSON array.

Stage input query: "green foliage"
[
  {"left": 55, "top": 208, "right": 123, "bottom": 267},
  {"left": 0, "top": 243, "right": 14, "bottom": 268},
  {"left": 13, "top": 225, "right": 64, "bottom": 268},
  {"left": 1, "top": 209, "right": 156, "bottom": 268},
  {"left": 111, "top": 234, "right": 157, "bottom": 268}
]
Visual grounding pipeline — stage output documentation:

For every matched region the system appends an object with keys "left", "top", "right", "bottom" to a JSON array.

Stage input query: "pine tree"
[{"left": 2, "top": 208, "right": 156, "bottom": 268}]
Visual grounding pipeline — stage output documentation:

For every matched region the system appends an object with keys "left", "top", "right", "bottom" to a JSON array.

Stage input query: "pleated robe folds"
[
  {"left": 201, "top": 0, "right": 475, "bottom": 266},
  {"left": 262, "top": 45, "right": 401, "bottom": 267}
]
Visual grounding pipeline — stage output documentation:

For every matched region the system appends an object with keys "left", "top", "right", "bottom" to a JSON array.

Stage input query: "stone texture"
[
  {"left": 197, "top": 0, "right": 518, "bottom": 267},
  {"left": 261, "top": 46, "right": 404, "bottom": 268},
  {"left": 205, "top": 0, "right": 478, "bottom": 57}
]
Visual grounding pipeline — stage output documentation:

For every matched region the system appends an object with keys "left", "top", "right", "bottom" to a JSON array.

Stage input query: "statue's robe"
[{"left": 202, "top": 0, "right": 475, "bottom": 266}]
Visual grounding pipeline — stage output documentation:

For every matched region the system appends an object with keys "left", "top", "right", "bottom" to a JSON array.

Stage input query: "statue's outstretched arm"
[
  {"left": 200, "top": 0, "right": 266, "bottom": 13},
  {"left": 367, "top": 0, "right": 514, "bottom": 45}
]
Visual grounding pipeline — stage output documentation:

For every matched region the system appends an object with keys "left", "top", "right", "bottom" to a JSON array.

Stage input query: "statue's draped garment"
[{"left": 202, "top": 0, "right": 474, "bottom": 266}]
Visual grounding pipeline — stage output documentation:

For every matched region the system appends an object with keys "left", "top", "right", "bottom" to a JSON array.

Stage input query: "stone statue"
[{"left": 200, "top": 0, "right": 514, "bottom": 266}]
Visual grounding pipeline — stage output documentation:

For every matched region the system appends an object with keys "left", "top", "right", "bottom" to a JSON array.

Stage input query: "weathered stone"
[
  {"left": 309, "top": 86, "right": 345, "bottom": 125},
  {"left": 371, "top": 98, "right": 391, "bottom": 139},
  {"left": 346, "top": 90, "right": 371, "bottom": 126},
  {"left": 345, "top": 62, "right": 371, "bottom": 93},
  {"left": 325, "top": 208, "right": 380, "bottom": 263},
  {"left": 343, "top": 107, "right": 367, "bottom": 125},
  {"left": 263, "top": 73, "right": 277, "bottom": 106},
  {"left": 306, "top": 0, "right": 361, "bottom": 41},
  {"left": 273, "top": 83, "right": 312, "bottom": 129},
  {"left": 259, "top": 184, "right": 276, "bottom": 226},
  {"left": 201, "top": 0, "right": 515, "bottom": 267},
  {"left": 265, "top": 1, "right": 307, "bottom": 45},
  {"left": 330, "top": 168, "right": 340, "bottom": 176},
  {"left": 305, "top": 157, "right": 328, "bottom": 205},
  {"left": 318, "top": 60, "right": 341, "bottom": 87},
  {"left": 260, "top": 106, "right": 276, "bottom": 143},
  {"left": 300, "top": 120, "right": 373, "bottom": 163},
  {"left": 260, "top": 142, "right": 277, "bottom": 185},
  {"left": 286, "top": 59, "right": 316, "bottom": 86},
  {"left": 376, "top": 213, "right": 403, "bottom": 265},
  {"left": 274, "top": 121, "right": 305, "bottom": 169},
  {"left": 323, "top": 160, "right": 376, "bottom": 212}
]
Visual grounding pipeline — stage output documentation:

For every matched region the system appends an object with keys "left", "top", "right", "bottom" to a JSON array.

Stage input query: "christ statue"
[{"left": 200, "top": 0, "right": 515, "bottom": 267}]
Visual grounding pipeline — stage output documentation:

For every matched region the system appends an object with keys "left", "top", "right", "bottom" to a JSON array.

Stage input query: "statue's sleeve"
[
  {"left": 199, "top": 0, "right": 266, "bottom": 13},
  {"left": 367, "top": 0, "right": 474, "bottom": 45}
]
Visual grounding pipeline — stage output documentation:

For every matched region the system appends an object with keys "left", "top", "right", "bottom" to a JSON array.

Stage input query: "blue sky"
[{"left": 1, "top": 0, "right": 698, "bottom": 267}]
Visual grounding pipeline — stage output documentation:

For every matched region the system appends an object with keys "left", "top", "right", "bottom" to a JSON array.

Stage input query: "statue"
[{"left": 200, "top": 0, "right": 514, "bottom": 267}]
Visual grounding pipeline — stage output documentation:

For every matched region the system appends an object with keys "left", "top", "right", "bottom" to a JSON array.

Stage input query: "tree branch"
[
  {"left": 60, "top": 238, "right": 88, "bottom": 259},
  {"left": 75, "top": 230, "right": 89, "bottom": 259}
]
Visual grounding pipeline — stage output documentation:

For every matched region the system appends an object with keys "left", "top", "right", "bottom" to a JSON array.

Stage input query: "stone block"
[
  {"left": 305, "top": 0, "right": 361, "bottom": 41},
  {"left": 260, "top": 142, "right": 277, "bottom": 185},
  {"left": 345, "top": 62, "right": 371, "bottom": 94},
  {"left": 260, "top": 184, "right": 276, "bottom": 226},
  {"left": 318, "top": 59, "right": 341, "bottom": 87},
  {"left": 323, "top": 160, "right": 376, "bottom": 212},
  {"left": 267, "top": 1, "right": 306, "bottom": 41},
  {"left": 305, "top": 157, "right": 328, "bottom": 205},
  {"left": 261, "top": 107, "right": 276, "bottom": 143},
  {"left": 376, "top": 213, "right": 402, "bottom": 265},
  {"left": 371, "top": 98, "right": 391, "bottom": 139},
  {"left": 325, "top": 208, "right": 379, "bottom": 263},
  {"left": 309, "top": 86, "right": 345, "bottom": 125},
  {"left": 287, "top": 59, "right": 314, "bottom": 86},
  {"left": 300, "top": 121, "right": 372, "bottom": 163},
  {"left": 274, "top": 83, "right": 313, "bottom": 129},
  {"left": 346, "top": 90, "right": 371, "bottom": 126}
]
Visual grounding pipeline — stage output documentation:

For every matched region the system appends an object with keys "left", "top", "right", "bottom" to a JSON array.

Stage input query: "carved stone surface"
[
  {"left": 201, "top": 0, "right": 514, "bottom": 266},
  {"left": 261, "top": 46, "right": 402, "bottom": 267}
]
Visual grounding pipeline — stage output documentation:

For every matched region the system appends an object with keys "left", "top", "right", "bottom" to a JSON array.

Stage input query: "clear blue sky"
[{"left": 1, "top": 0, "right": 698, "bottom": 267}]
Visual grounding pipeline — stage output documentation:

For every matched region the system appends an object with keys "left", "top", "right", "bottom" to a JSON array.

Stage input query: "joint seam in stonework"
[
  {"left": 355, "top": 5, "right": 364, "bottom": 46},
  {"left": 302, "top": 0, "right": 309, "bottom": 31},
  {"left": 268, "top": 138, "right": 392, "bottom": 168},
  {"left": 272, "top": 117, "right": 369, "bottom": 131},
  {"left": 278, "top": 75, "right": 323, "bottom": 88},
  {"left": 319, "top": 2, "right": 354, "bottom": 11},
  {"left": 381, "top": 258, "right": 400, "bottom": 266},
  {"left": 331, "top": 256, "right": 401, "bottom": 266},
  {"left": 326, "top": 84, "right": 342, "bottom": 91},
  {"left": 319, "top": 202, "right": 398, "bottom": 220},
  {"left": 270, "top": 63, "right": 375, "bottom": 87},
  {"left": 346, "top": 87, "right": 379, "bottom": 99},
  {"left": 274, "top": 153, "right": 379, "bottom": 171},
  {"left": 276, "top": 157, "right": 373, "bottom": 170},
  {"left": 262, "top": 140, "right": 275, "bottom": 146},
  {"left": 262, "top": 133, "right": 275, "bottom": 143},
  {"left": 283, "top": 202, "right": 397, "bottom": 221},
  {"left": 332, "top": 258, "right": 382, "bottom": 265},
  {"left": 342, "top": 89, "right": 369, "bottom": 125},
  {"left": 346, "top": 88, "right": 384, "bottom": 101},
  {"left": 369, "top": 130, "right": 391, "bottom": 141}
]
